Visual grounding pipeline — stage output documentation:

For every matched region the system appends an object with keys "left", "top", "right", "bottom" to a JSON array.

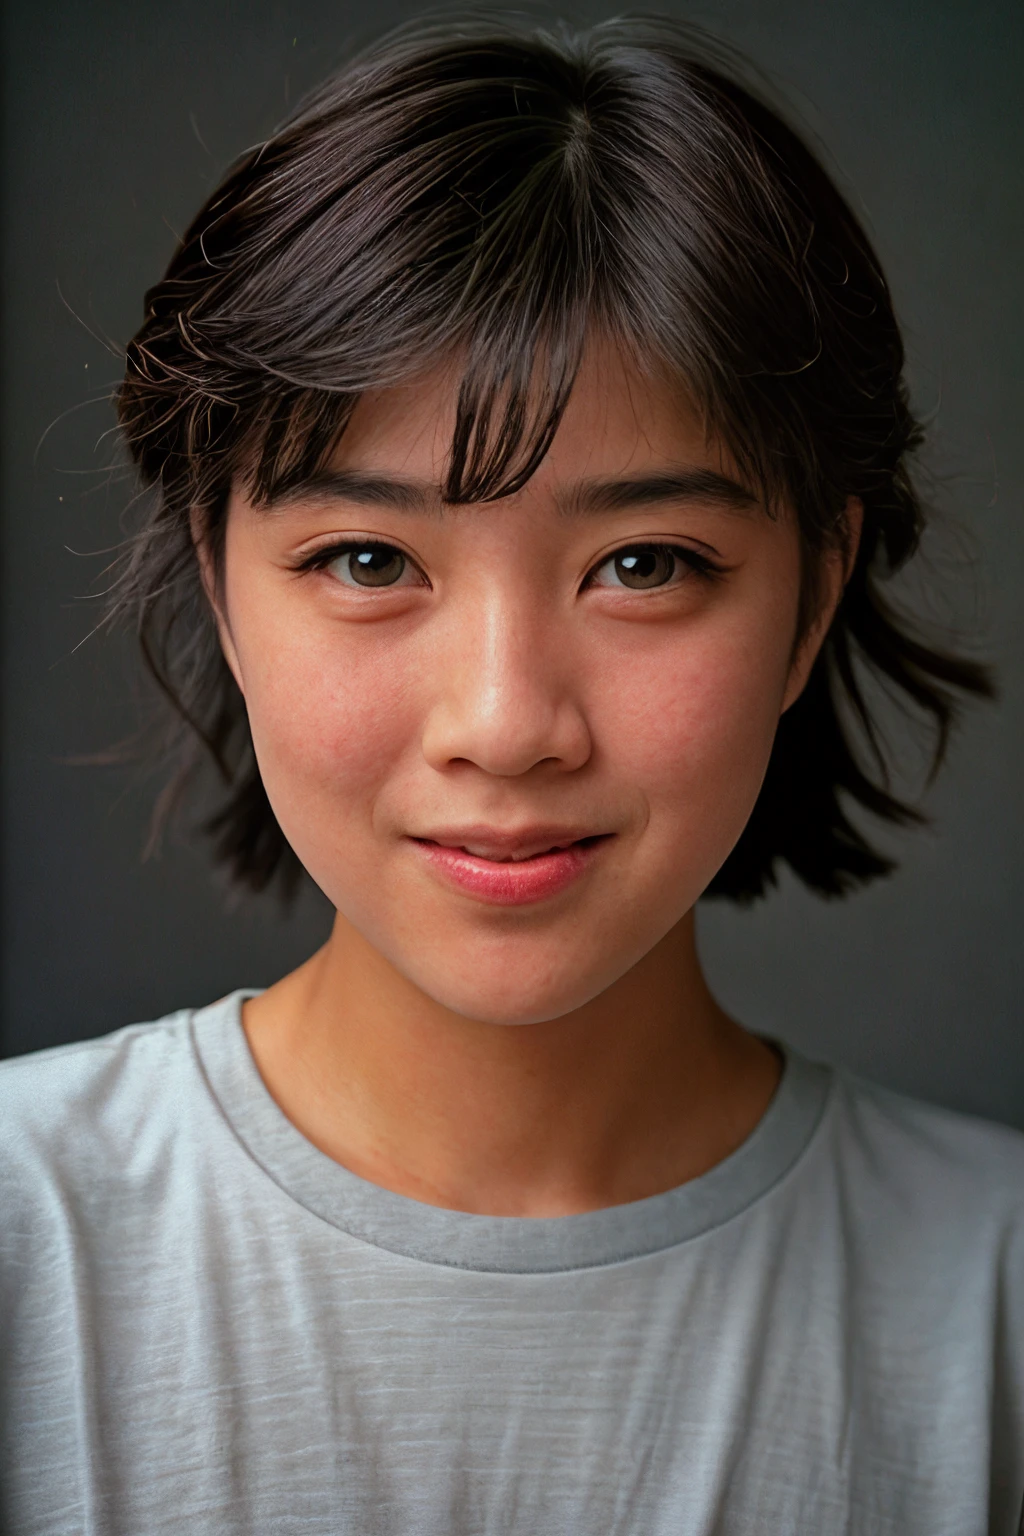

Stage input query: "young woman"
[{"left": 3, "top": 16, "right": 1022, "bottom": 1534}]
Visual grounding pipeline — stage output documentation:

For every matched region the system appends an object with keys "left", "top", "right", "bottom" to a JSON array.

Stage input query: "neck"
[{"left": 242, "top": 909, "right": 780, "bottom": 1217}]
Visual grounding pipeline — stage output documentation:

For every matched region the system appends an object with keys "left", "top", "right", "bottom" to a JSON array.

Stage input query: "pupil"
[
  {"left": 615, "top": 547, "right": 673, "bottom": 588},
  {"left": 350, "top": 548, "right": 404, "bottom": 586}
]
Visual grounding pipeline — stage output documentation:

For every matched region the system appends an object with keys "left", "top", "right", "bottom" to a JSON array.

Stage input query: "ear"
[
  {"left": 781, "top": 496, "right": 864, "bottom": 711},
  {"left": 190, "top": 507, "right": 246, "bottom": 698}
]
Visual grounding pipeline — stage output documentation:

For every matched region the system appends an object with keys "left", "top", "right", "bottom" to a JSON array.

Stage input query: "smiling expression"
[{"left": 211, "top": 344, "right": 840, "bottom": 1025}]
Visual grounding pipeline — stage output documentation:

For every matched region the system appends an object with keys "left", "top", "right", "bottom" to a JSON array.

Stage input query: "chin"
[{"left": 397, "top": 943, "right": 639, "bottom": 1028}]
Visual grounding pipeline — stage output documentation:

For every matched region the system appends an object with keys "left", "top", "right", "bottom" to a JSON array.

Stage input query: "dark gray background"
[{"left": 2, "top": 0, "right": 1021, "bottom": 1125}]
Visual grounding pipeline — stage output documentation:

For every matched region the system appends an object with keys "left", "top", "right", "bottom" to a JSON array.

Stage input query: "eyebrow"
[
  {"left": 562, "top": 468, "right": 759, "bottom": 516},
  {"left": 263, "top": 465, "right": 759, "bottom": 516},
  {"left": 267, "top": 470, "right": 436, "bottom": 512}
]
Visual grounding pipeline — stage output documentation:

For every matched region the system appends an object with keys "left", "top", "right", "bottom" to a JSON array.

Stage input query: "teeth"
[{"left": 460, "top": 843, "right": 567, "bottom": 862}]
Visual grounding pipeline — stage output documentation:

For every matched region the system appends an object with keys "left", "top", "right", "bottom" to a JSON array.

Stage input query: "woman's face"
[{"left": 216, "top": 345, "right": 841, "bottom": 1025}]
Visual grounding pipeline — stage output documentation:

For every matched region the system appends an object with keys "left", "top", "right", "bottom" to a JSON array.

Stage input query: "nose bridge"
[
  {"left": 422, "top": 580, "right": 590, "bottom": 777},
  {"left": 474, "top": 582, "right": 541, "bottom": 718}
]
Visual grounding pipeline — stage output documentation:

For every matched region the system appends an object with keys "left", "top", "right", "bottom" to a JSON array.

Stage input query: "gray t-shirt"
[{"left": 2, "top": 992, "right": 1023, "bottom": 1536}]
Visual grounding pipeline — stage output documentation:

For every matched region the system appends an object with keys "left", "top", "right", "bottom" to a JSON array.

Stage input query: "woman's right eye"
[{"left": 325, "top": 545, "right": 412, "bottom": 588}]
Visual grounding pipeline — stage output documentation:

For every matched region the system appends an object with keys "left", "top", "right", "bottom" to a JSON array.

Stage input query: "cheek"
[
  {"left": 596, "top": 602, "right": 795, "bottom": 843},
  {"left": 234, "top": 609, "right": 419, "bottom": 832}
]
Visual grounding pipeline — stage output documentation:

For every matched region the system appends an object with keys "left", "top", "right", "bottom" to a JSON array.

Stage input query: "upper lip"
[{"left": 411, "top": 825, "right": 609, "bottom": 862}]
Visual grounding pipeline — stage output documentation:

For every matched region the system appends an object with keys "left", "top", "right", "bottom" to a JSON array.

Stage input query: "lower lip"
[{"left": 412, "top": 837, "right": 609, "bottom": 906}]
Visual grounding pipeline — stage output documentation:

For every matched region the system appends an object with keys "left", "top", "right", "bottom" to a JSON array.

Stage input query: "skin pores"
[{"left": 213, "top": 346, "right": 843, "bottom": 1029}]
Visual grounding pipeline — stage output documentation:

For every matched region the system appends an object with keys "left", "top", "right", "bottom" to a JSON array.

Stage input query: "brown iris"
[
  {"left": 611, "top": 547, "right": 676, "bottom": 589},
  {"left": 344, "top": 547, "right": 407, "bottom": 586}
]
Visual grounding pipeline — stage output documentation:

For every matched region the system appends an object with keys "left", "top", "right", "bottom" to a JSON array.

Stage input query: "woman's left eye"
[{"left": 589, "top": 544, "right": 711, "bottom": 590}]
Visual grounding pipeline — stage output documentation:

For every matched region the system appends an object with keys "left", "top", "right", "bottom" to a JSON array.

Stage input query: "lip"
[{"left": 409, "top": 828, "right": 612, "bottom": 906}]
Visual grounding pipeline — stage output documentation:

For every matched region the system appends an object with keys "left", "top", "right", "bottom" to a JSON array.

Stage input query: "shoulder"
[
  {"left": 2, "top": 1010, "right": 191, "bottom": 1151},
  {"left": 0, "top": 999, "right": 241, "bottom": 1201},
  {"left": 830, "top": 1068, "right": 1024, "bottom": 1190},
  {"left": 812, "top": 1064, "right": 1024, "bottom": 1249}
]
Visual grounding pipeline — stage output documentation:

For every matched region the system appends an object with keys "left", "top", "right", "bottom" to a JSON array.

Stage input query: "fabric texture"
[{"left": 2, "top": 991, "right": 1023, "bottom": 1535}]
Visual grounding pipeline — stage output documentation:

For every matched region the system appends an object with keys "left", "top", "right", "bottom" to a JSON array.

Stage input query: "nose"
[{"left": 420, "top": 591, "right": 592, "bottom": 778}]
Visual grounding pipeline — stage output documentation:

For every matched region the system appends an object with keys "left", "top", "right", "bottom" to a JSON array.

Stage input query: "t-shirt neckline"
[{"left": 192, "top": 989, "right": 832, "bottom": 1274}]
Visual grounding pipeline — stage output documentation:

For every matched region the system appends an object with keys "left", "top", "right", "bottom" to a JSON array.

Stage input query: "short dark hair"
[{"left": 113, "top": 13, "right": 992, "bottom": 903}]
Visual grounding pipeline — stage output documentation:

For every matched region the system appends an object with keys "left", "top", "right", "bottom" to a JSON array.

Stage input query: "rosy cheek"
[
  {"left": 595, "top": 620, "right": 789, "bottom": 806},
  {"left": 242, "top": 617, "right": 417, "bottom": 808}
]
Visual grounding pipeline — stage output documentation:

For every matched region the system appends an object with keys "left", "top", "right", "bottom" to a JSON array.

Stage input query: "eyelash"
[
  {"left": 295, "top": 540, "right": 726, "bottom": 588},
  {"left": 585, "top": 543, "right": 725, "bottom": 590}
]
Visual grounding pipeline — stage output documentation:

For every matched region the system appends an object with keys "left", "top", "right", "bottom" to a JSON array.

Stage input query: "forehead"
[{"left": 334, "top": 341, "right": 738, "bottom": 494}]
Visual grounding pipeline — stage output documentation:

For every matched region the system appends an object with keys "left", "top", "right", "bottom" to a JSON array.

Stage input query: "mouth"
[
  {"left": 409, "top": 830, "right": 613, "bottom": 905},
  {"left": 416, "top": 832, "right": 609, "bottom": 862}
]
